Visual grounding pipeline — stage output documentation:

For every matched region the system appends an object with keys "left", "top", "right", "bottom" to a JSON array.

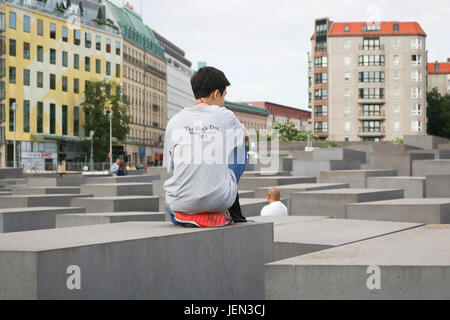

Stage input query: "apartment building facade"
[
  {"left": 3, "top": 0, "right": 123, "bottom": 170},
  {"left": 106, "top": 1, "right": 167, "bottom": 166},
  {"left": 224, "top": 101, "right": 268, "bottom": 133},
  {"left": 0, "top": 1, "right": 6, "bottom": 167},
  {"left": 309, "top": 18, "right": 427, "bottom": 142},
  {"left": 153, "top": 30, "right": 196, "bottom": 121},
  {"left": 428, "top": 60, "right": 450, "bottom": 96}
]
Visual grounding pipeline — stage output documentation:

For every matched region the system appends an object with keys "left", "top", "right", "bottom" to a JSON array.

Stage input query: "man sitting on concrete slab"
[
  {"left": 163, "top": 66, "right": 248, "bottom": 228},
  {"left": 260, "top": 188, "right": 288, "bottom": 217}
]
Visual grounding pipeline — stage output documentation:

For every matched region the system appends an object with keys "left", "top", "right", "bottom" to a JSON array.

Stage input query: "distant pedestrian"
[
  {"left": 117, "top": 160, "right": 126, "bottom": 176},
  {"left": 260, "top": 187, "right": 288, "bottom": 217},
  {"left": 111, "top": 158, "right": 121, "bottom": 176}
]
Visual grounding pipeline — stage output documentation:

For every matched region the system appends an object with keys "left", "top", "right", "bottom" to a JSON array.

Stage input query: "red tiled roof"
[
  {"left": 328, "top": 22, "right": 426, "bottom": 37},
  {"left": 428, "top": 63, "right": 450, "bottom": 74}
]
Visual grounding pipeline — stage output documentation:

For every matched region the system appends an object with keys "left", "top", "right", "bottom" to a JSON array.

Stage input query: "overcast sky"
[{"left": 111, "top": 0, "right": 450, "bottom": 110}]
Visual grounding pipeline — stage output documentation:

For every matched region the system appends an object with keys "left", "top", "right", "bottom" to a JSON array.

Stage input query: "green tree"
[
  {"left": 274, "top": 122, "right": 319, "bottom": 142},
  {"left": 81, "top": 80, "right": 131, "bottom": 162},
  {"left": 427, "top": 88, "right": 450, "bottom": 139}
]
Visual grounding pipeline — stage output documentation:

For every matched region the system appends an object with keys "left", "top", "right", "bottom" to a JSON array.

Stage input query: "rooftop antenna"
[{"left": 328, "top": 0, "right": 334, "bottom": 20}]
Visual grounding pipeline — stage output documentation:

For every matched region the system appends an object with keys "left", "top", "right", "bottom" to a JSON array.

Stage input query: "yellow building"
[{"left": 3, "top": 0, "right": 122, "bottom": 170}]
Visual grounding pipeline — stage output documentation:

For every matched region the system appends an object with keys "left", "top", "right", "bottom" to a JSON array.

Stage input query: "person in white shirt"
[
  {"left": 111, "top": 158, "right": 121, "bottom": 176},
  {"left": 260, "top": 187, "right": 288, "bottom": 217}
]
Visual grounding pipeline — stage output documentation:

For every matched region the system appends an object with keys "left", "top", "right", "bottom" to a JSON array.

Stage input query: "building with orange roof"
[
  {"left": 427, "top": 60, "right": 450, "bottom": 96},
  {"left": 308, "top": 18, "right": 427, "bottom": 142}
]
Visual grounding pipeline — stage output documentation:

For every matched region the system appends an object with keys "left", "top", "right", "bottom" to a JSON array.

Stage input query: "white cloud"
[{"left": 112, "top": 0, "right": 450, "bottom": 109}]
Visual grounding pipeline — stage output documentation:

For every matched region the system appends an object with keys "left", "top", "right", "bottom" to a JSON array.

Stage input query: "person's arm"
[{"left": 163, "top": 125, "right": 174, "bottom": 174}]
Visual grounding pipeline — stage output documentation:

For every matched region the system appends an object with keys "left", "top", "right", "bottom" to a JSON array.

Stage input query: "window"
[
  {"left": 411, "top": 71, "right": 422, "bottom": 82},
  {"left": 314, "top": 121, "right": 328, "bottom": 133},
  {"left": 314, "top": 56, "right": 327, "bottom": 68},
  {"left": 116, "top": 41, "right": 121, "bottom": 55},
  {"left": 344, "top": 88, "right": 351, "bottom": 99},
  {"left": 74, "top": 78, "right": 79, "bottom": 94},
  {"left": 50, "top": 74, "right": 56, "bottom": 90},
  {"left": 74, "top": 29, "right": 81, "bottom": 45},
  {"left": 344, "top": 72, "right": 350, "bottom": 82},
  {"left": 344, "top": 56, "right": 351, "bottom": 66},
  {"left": 106, "top": 39, "right": 111, "bottom": 53},
  {"left": 0, "top": 103, "right": 4, "bottom": 122},
  {"left": 59, "top": 26, "right": 68, "bottom": 42},
  {"left": 412, "top": 104, "right": 422, "bottom": 116},
  {"left": 23, "top": 42, "right": 30, "bottom": 59},
  {"left": 359, "top": 88, "right": 384, "bottom": 99},
  {"left": 433, "top": 76, "right": 441, "bottom": 84},
  {"left": 393, "top": 104, "right": 400, "bottom": 115},
  {"left": 37, "top": 71, "right": 43, "bottom": 88},
  {"left": 37, "top": 19, "right": 43, "bottom": 36},
  {"left": 363, "top": 38, "right": 380, "bottom": 50},
  {"left": 37, "top": 102, "right": 43, "bottom": 133},
  {"left": 0, "top": 59, "right": 4, "bottom": 78},
  {"left": 363, "top": 121, "right": 381, "bottom": 132},
  {"left": 411, "top": 88, "right": 423, "bottom": 99},
  {"left": 23, "top": 100, "right": 30, "bottom": 133},
  {"left": 50, "top": 23, "right": 56, "bottom": 39},
  {"left": 96, "top": 36, "right": 101, "bottom": 50},
  {"left": 314, "top": 105, "right": 327, "bottom": 116},
  {"left": 411, "top": 38, "right": 422, "bottom": 50},
  {"left": 96, "top": 59, "right": 101, "bottom": 74},
  {"left": 363, "top": 104, "right": 381, "bottom": 116},
  {"left": 23, "top": 15, "right": 30, "bottom": 33},
  {"left": 344, "top": 39, "right": 351, "bottom": 50},
  {"left": 85, "top": 57, "right": 90, "bottom": 72},
  {"left": 62, "top": 51, "right": 68, "bottom": 67},
  {"left": 23, "top": 69, "right": 30, "bottom": 86},
  {"left": 0, "top": 81, "right": 4, "bottom": 100},
  {"left": 362, "top": 24, "right": 381, "bottom": 31},
  {"left": 9, "top": 39, "right": 16, "bottom": 56},
  {"left": 62, "top": 105, "right": 68, "bottom": 136},
  {"left": 314, "top": 73, "right": 327, "bottom": 84},
  {"left": 393, "top": 39, "right": 400, "bottom": 49},
  {"left": 62, "top": 76, "right": 68, "bottom": 92},
  {"left": 37, "top": 46, "right": 44, "bottom": 62},
  {"left": 344, "top": 25, "right": 350, "bottom": 32},
  {"left": 314, "top": 89, "right": 327, "bottom": 100},
  {"left": 85, "top": 33, "right": 92, "bottom": 48},
  {"left": 393, "top": 88, "right": 400, "bottom": 98},
  {"left": 50, "top": 49, "right": 56, "bottom": 65},
  {"left": 411, "top": 55, "right": 422, "bottom": 66},
  {"left": 393, "top": 55, "right": 400, "bottom": 66},
  {"left": 411, "top": 121, "right": 423, "bottom": 132},
  {"left": 9, "top": 67, "right": 16, "bottom": 84},
  {"left": 9, "top": 99, "right": 16, "bottom": 132},
  {"left": 359, "top": 71, "right": 385, "bottom": 83},
  {"left": 394, "top": 121, "right": 400, "bottom": 132},
  {"left": 50, "top": 103, "right": 56, "bottom": 134},
  {"left": 9, "top": 12, "right": 16, "bottom": 29},
  {"left": 74, "top": 54, "right": 80, "bottom": 69},
  {"left": 393, "top": 24, "right": 399, "bottom": 32},
  {"left": 116, "top": 64, "right": 121, "bottom": 77},
  {"left": 344, "top": 104, "right": 351, "bottom": 116},
  {"left": 359, "top": 55, "right": 385, "bottom": 66},
  {"left": 74, "top": 106, "right": 79, "bottom": 136},
  {"left": 344, "top": 121, "right": 351, "bottom": 133}
]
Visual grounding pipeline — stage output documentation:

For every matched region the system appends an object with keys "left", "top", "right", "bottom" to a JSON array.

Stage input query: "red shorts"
[{"left": 174, "top": 210, "right": 235, "bottom": 228}]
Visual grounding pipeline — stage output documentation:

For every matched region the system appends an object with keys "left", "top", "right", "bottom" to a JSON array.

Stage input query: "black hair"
[{"left": 190, "top": 66, "right": 230, "bottom": 99}]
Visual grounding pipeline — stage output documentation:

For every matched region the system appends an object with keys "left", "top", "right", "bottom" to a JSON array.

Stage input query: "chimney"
[{"left": 448, "top": 58, "right": 450, "bottom": 63}]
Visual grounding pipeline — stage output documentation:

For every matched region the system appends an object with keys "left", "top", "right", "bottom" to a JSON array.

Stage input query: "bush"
[{"left": 324, "top": 140, "right": 342, "bottom": 148}]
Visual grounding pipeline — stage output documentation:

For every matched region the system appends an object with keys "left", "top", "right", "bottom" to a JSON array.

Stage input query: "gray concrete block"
[
  {"left": 71, "top": 196, "right": 159, "bottom": 213},
  {"left": 347, "top": 199, "right": 450, "bottom": 224},
  {"left": 80, "top": 183, "right": 153, "bottom": 197},
  {"left": 250, "top": 215, "right": 330, "bottom": 226},
  {"left": 12, "top": 186, "right": 81, "bottom": 196},
  {"left": 243, "top": 171, "right": 290, "bottom": 177},
  {"left": 270, "top": 218, "right": 422, "bottom": 261},
  {"left": 426, "top": 175, "right": 450, "bottom": 198},
  {"left": 290, "top": 189, "right": 405, "bottom": 218},
  {"left": 367, "top": 177, "right": 425, "bottom": 198},
  {"left": 240, "top": 198, "right": 288, "bottom": 218},
  {"left": 343, "top": 142, "right": 406, "bottom": 154},
  {"left": 238, "top": 176, "right": 316, "bottom": 191},
  {"left": 238, "top": 190, "right": 255, "bottom": 198},
  {"left": 0, "top": 194, "right": 93, "bottom": 209},
  {"left": 438, "top": 149, "right": 450, "bottom": 160},
  {"left": 281, "top": 158, "right": 293, "bottom": 173},
  {"left": 26, "top": 176, "right": 85, "bottom": 187},
  {"left": 56, "top": 212, "right": 166, "bottom": 228},
  {"left": 85, "top": 175, "right": 160, "bottom": 185},
  {"left": 404, "top": 135, "right": 449, "bottom": 150},
  {"left": 0, "top": 222, "right": 273, "bottom": 300},
  {"left": 413, "top": 160, "right": 450, "bottom": 176},
  {"left": 0, "top": 168, "right": 24, "bottom": 179},
  {"left": 365, "top": 152, "right": 435, "bottom": 176},
  {"left": 313, "top": 148, "right": 367, "bottom": 163},
  {"left": 0, "top": 207, "right": 86, "bottom": 233},
  {"left": 320, "top": 170, "right": 398, "bottom": 188},
  {"left": 265, "top": 225, "right": 450, "bottom": 300},
  {"left": 0, "top": 179, "right": 27, "bottom": 188},
  {"left": 293, "top": 160, "right": 361, "bottom": 179}
]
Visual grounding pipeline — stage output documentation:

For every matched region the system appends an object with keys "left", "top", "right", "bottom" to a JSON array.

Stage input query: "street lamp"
[
  {"left": 90, "top": 130, "right": 95, "bottom": 172},
  {"left": 109, "top": 112, "right": 112, "bottom": 171},
  {"left": 11, "top": 102, "right": 17, "bottom": 168}
]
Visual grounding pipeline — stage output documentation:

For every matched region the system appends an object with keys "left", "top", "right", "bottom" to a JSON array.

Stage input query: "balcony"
[
  {"left": 358, "top": 127, "right": 386, "bottom": 137},
  {"left": 358, "top": 45, "right": 385, "bottom": 51},
  {"left": 123, "top": 53, "right": 166, "bottom": 79},
  {"left": 358, "top": 110, "right": 386, "bottom": 120}
]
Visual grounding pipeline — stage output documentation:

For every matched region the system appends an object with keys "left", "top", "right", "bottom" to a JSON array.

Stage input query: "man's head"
[
  {"left": 191, "top": 67, "right": 230, "bottom": 107},
  {"left": 266, "top": 187, "right": 281, "bottom": 204},
  {"left": 116, "top": 158, "right": 121, "bottom": 164}
]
